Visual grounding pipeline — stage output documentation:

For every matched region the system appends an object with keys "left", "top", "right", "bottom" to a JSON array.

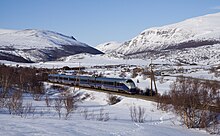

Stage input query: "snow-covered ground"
[
  {"left": 0, "top": 53, "right": 219, "bottom": 135},
  {"left": 0, "top": 86, "right": 211, "bottom": 136}
]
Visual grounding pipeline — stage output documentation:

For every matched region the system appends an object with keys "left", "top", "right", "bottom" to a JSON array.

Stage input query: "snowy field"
[
  {"left": 0, "top": 86, "right": 211, "bottom": 136},
  {"left": 0, "top": 54, "right": 219, "bottom": 136}
]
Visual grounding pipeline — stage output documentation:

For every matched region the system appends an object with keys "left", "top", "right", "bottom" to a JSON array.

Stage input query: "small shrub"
[
  {"left": 129, "top": 105, "right": 146, "bottom": 123},
  {"left": 81, "top": 93, "right": 90, "bottom": 101},
  {"left": 106, "top": 93, "right": 121, "bottom": 105},
  {"left": 20, "top": 102, "right": 35, "bottom": 118},
  {"left": 80, "top": 108, "right": 110, "bottom": 122},
  {"left": 82, "top": 108, "right": 89, "bottom": 120},
  {"left": 7, "top": 90, "right": 23, "bottom": 115},
  {"left": 96, "top": 108, "right": 110, "bottom": 122}
]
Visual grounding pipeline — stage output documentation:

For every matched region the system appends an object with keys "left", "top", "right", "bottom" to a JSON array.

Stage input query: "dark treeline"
[
  {"left": 0, "top": 64, "right": 48, "bottom": 98},
  {"left": 0, "top": 64, "right": 50, "bottom": 116}
]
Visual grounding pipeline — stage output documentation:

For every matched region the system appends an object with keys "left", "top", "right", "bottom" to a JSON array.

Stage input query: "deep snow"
[{"left": 0, "top": 87, "right": 211, "bottom": 136}]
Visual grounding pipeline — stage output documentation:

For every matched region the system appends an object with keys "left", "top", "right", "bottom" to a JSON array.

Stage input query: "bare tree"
[
  {"left": 54, "top": 98, "right": 63, "bottom": 119},
  {"left": 20, "top": 102, "right": 35, "bottom": 118},
  {"left": 7, "top": 90, "right": 23, "bottom": 115},
  {"left": 80, "top": 108, "right": 110, "bottom": 121},
  {"left": 30, "top": 83, "right": 45, "bottom": 101},
  {"left": 45, "top": 95, "right": 53, "bottom": 107},
  {"left": 129, "top": 105, "right": 146, "bottom": 123},
  {"left": 0, "top": 65, "right": 15, "bottom": 98},
  {"left": 63, "top": 95, "right": 75, "bottom": 120}
]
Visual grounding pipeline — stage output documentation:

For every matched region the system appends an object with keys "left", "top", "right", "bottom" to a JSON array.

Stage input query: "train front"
[{"left": 125, "top": 79, "right": 137, "bottom": 94}]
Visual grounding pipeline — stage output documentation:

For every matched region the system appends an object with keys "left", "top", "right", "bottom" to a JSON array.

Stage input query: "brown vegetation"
[
  {"left": 0, "top": 64, "right": 48, "bottom": 116},
  {"left": 106, "top": 93, "right": 121, "bottom": 105},
  {"left": 157, "top": 77, "right": 220, "bottom": 134}
]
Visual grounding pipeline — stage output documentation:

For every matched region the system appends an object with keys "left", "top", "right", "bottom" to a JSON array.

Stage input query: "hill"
[
  {"left": 0, "top": 29, "right": 103, "bottom": 62},
  {"left": 97, "top": 12, "right": 220, "bottom": 65}
]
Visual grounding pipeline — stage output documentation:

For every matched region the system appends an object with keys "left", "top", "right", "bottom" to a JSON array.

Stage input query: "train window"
[
  {"left": 126, "top": 80, "right": 136, "bottom": 89},
  {"left": 70, "top": 78, "right": 76, "bottom": 81},
  {"left": 81, "top": 79, "right": 88, "bottom": 82},
  {"left": 104, "top": 81, "right": 109, "bottom": 85},
  {"left": 116, "top": 83, "right": 122, "bottom": 86},
  {"left": 49, "top": 76, "right": 54, "bottom": 79},
  {"left": 97, "top": 81, "right": 101, "bottom": 84},
  {"left": 91, "top": 80, "right": 94, "bottom": 83},
  {"left": 104, "top": 81, "right": 113, "bottom": 86},
  {"left": 88, "top": 80, "right": 92, "bottom": 83},
  {"left": 109, "top": 82, "right": 114, "bottom": 86}
]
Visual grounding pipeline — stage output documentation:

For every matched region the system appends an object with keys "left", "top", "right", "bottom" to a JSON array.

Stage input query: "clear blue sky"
[{"left": 1, "top": 0, "right": 220, "bottom": 46}]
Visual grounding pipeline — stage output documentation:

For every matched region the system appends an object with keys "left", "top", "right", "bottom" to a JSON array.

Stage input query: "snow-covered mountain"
[
  {"left": 96, "top": 41, "right": 122, "bottom": 54},
  {"left": 98, "top": 12, "right": 220, "bottom": 65},
  {"left": 0, "top": 29, "right": 103, "bottom": 62}
]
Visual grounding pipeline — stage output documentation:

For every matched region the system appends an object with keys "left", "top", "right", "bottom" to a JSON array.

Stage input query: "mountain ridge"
[
  {"left": 97, "top": 12, "right": 220, "bottom": 65},
  {"left": 0, "top": 29, "right": 103, "bottom": 62}
]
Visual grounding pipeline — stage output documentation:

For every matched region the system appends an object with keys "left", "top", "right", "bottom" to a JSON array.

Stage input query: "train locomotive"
[{"left": 48, "top": 74, "right": 137, "bottom": 94}]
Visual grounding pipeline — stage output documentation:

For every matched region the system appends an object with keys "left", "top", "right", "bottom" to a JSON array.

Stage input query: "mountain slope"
[
  {"left": 96, "top": 41, "right": 122, "bottom": 54},
  {"left": 117, "top": 12, "right": 220, "bottom": 55},
  {"left": 0, "top": 29, "right": 103, "bottom": 62},
  {"left": 99, "top": 12, "right": 220, "bottom": 64}
]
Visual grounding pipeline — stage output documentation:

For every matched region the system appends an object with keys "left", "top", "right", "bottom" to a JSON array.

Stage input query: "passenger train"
[{"left": 48, "top": 74, "right": 137, "bottom": 94}]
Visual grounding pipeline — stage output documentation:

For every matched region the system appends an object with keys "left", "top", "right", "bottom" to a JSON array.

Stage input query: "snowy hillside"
[
  {"left": 100, "top": 12, "right": 220, "bottom": 65},
  {"left": 96, "top": 41, "right": 122, "bottom": 54},
  {"left": 0, "top": 29, "right": 103, "bottom": 62}
]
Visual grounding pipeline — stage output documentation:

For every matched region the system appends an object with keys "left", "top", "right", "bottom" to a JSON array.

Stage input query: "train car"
[{"left": 48, "top": 74, "right": 137, "bottom": 94}]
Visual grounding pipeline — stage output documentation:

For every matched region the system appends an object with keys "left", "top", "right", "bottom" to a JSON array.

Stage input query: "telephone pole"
[
  {"left": 150, "top": 59, "right": 158, "bottom": 96},
  {"left": 78, "top": 62, "right": 81, "bottom": 90}
]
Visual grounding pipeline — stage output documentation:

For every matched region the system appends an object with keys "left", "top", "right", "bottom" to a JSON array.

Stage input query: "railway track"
[
  {"left": 47, "top": 81, "right": 157, "bottom": 102},
  {"left": 47, "top": 82, "right": 220, "bottom": 112}
]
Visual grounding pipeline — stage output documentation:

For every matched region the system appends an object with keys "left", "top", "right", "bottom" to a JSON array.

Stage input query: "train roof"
[
  {"left": 49, "top": 74, "right": 89, "bottom": 79},
  {"left": 95, "top": 77, "right": 129, "bottom": 82},
  {"left": 48, "top": 74, "right": 132, "bottom": 82}
]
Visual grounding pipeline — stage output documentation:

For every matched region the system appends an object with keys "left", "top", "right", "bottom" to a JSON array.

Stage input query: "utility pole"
[
  {"left": 150, "top": 59, "right": 158, "bottom": 96},
  {"left": 78, "top": 62, "right": 81, "bottom": 90},
  {"left": 150, "top": 59, "right": 153, "bottom": 96}
]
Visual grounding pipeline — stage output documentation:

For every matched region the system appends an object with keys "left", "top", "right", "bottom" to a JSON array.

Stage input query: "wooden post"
[
  {"left": 78, "top": 62, "right": 81, "bottom": 90},
  {"left": 150, "top": 59, "right": 153, "bottom": 96},
  {"left": 152, "top": 70, "right": 158, "bottom": 95},
  {"left": 150, "top": 59, "right": 158, "bottom": 96}
]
